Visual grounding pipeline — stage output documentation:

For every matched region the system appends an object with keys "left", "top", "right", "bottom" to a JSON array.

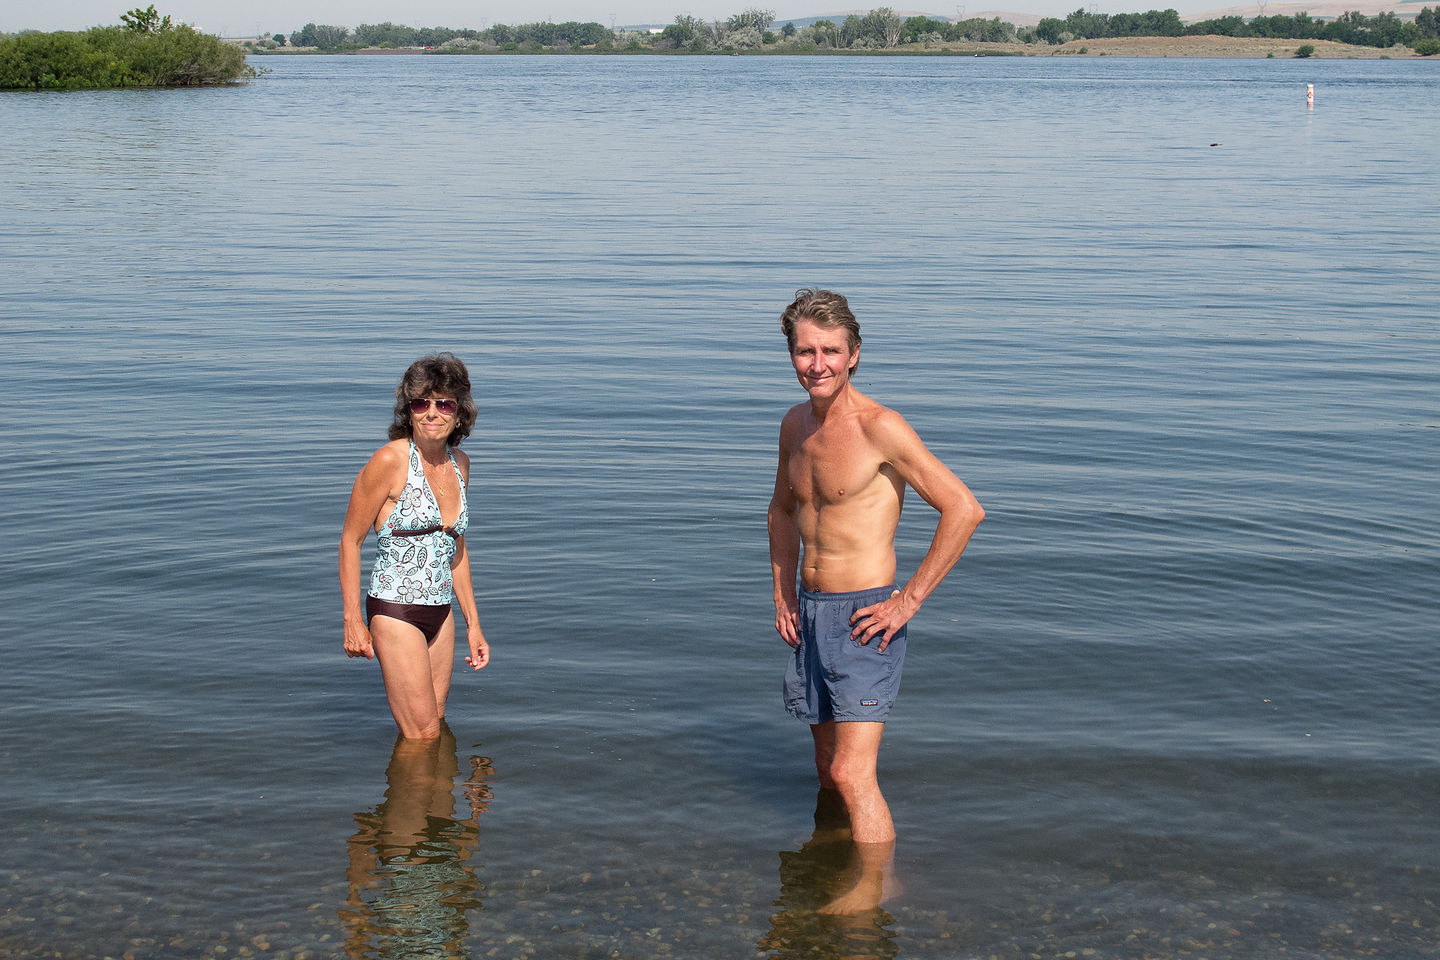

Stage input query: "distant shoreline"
[
  {"left": 246, "top": 35, "right": 1428, "bottom": 58},
  {"left": 1043, "top": 33, "right": 1427, "bottom": 55}
]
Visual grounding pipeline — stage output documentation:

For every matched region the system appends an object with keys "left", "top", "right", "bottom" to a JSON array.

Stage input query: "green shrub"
[
  {"left": 109, "top": 24, "right": 252, "bottom": 84},
  {"left": 1296, "top": 43, "right": 1316, "bottom": 57},
  {"left": 1415, "top": 37, "right": 1440, "bottom": 55},
  {"left": 0, "top": 12, "right": 254, "bottom": 88},
  {"left": 0, "top": 30, "right": 128, "bottom": 88}
]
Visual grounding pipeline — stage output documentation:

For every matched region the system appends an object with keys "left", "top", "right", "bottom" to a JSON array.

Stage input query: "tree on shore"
[
  {"left": 258, "top": 3, "right": 1440, "bottom": 57},
  {"left": 1418, "top": 6, "right": 1439, "bottom": 37},
  {"left": 901, "top": 14, "right": 1015, "bottom": 43},
  {"left": 727, "top": 7, "right": 776, "bottom": 36},
  {"left": 1027, "top": 5, "right": 1428, "bottom": 48},
  {"left": 842, "top": 8, "right": 903, "bottom": 48},
  {"left": 352, "top": 22, "right": 481, "bottom": 47},
  {"left": 878, "top": 7, "right": 903, "bottom": 46},
  {"left": 121, "top": 4, "right": 171, "bottom": 33},
  {"left": 290, "top": 22, "right": 351, "bottom": 50},
  {"left": 809, "top": 19, "right": 841, "bottom": 48}
]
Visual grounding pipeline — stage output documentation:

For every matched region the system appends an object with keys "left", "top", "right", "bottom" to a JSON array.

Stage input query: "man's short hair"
[{"left": 780, "top": 289, "right": 862, "bottom": 372}]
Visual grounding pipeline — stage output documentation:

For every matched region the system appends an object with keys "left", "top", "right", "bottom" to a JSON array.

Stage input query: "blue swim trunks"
[{"left": 783, "top": 584, "right": 907, "bottom": 724}]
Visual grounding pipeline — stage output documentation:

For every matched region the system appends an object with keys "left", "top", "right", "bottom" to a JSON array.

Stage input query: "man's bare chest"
[{"left": 788, "top": 435, "right": 890, "bottom": 505}]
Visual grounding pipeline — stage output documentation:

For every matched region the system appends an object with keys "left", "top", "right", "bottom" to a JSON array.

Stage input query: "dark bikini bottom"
[{"left": 365, "top": 596, "right": 452, "bottom": 643}]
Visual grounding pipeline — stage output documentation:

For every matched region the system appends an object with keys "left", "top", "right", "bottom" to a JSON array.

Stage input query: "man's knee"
[
  {"left": 824, "top": 723, "right": 883, "bottom": 789},
  {"left": 825, "top": 754, "right": 877, "bottom": 793}
]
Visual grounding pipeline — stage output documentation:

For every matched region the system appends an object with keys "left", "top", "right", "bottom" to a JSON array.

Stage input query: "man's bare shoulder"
[
  {"left": 857, "top": 403, "right": 927, "bottom": 457},
  {"left": 854, "top": 398, "right": 907, "bottom": 432},
  {"left": 778, "top": 402, "right": 811, "bottom": 443},
  {"left": 781, "top": 401, "right": 811, "bottom": 423}
]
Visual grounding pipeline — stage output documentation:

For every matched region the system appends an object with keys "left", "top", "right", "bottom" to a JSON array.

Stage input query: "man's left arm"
[{"left": 851, "top": 411, "right": 985, "bottom": 648}]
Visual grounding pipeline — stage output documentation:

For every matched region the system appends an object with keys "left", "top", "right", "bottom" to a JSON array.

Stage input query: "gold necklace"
[{"left": 424, "top": 458, "right": 449, "bottom": 496}]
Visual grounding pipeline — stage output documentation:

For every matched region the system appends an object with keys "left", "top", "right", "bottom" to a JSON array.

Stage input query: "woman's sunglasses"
[{"left": 409, "top": 397, "right": 459, "bottom": 416}]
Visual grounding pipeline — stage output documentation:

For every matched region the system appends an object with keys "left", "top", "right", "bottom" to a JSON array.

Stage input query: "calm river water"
[{"left": 2, "top": 53, "right": 1438, "bottom": 960}]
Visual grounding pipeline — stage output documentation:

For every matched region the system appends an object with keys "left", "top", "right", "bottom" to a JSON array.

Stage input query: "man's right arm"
[{"left": 768, "top": 419, "right": 802, "bottom": 647}]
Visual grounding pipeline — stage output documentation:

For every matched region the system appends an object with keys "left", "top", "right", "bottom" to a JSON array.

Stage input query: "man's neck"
[{"left": 808, "top": 383, "right": 859, "bottom": 423}]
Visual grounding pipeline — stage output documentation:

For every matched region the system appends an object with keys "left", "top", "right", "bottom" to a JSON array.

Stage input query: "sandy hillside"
[
  {"left": 926, "top": 3, "right": 1430, "bottom": 23},
  {"left": 1056, "top": 33, "right": 1423, "bottom": 54},
  {"left": 950, "top": 33, "right": 1424, "bottom": 54},
  {"left": 1186, "top": 0, "right": 1431, "bottom": 19}
]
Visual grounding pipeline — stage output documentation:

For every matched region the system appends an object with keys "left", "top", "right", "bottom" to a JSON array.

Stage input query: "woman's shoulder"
[
  {"left": 367, "top": 439, "right": 412, "bottom": 473},
  {"left": 450, "top": 446, "right": 472, "bottom": 480}
]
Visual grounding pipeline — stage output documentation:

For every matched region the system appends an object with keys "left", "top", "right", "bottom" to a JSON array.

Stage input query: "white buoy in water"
[{"left": 1307, "top": 83, "right": 1315, "bottom": 108}]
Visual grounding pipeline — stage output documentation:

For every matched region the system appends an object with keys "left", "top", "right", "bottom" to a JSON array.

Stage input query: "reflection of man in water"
[
  {"left": 758, "top": 790, "right": 900, "bottom": 958},
  {"left": 341, "top": 722, "right": 493, "bottom": 959},
  {"left": 769, "top": 289, "right": 984, "bottom": 858}
]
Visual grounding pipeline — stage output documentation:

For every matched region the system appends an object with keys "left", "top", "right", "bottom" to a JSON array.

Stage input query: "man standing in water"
[{"left": 769, "top": 289, "right": 985, "bottom": 852}]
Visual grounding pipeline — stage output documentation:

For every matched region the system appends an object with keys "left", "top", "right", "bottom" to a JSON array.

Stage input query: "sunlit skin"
[
  {"left": 768, "top": 317, "right": 984, "bottom": 850},
  {"left": 758, "top": 788, "right": 898, "bottom": 944},
  {"left": 339, "top": 395, "right": 490, "bottom": 740},
  {"left": 818, "top": 831, "right": 896, "bottom": 916}
]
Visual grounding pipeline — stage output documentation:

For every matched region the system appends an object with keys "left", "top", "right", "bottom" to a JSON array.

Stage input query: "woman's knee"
[{"left": 398, "top": 720, "right": 443, "bottom": 741}]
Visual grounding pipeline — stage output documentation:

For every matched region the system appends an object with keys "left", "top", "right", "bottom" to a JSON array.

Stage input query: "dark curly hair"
[
  {"left": 780, "top": 288, "right": 862, "bottom": 373},
  {"left": 388, "top": 352, "right": 476, "bottom": 447}
]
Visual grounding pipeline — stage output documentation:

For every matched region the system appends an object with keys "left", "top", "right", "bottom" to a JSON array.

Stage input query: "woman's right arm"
[{"left": 340, "top": 445, "right": 402, "bottom": 659}]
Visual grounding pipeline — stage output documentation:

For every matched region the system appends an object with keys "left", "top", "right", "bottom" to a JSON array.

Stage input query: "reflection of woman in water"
[
  {"left": 341, "top": 723, "right": 493, "bottom": 959},
  {"left": 340, "top": 352, "right": 490, "bottom": 739},
  {"left": 758, "top": 790, "right": 900, "bottom": 960}
]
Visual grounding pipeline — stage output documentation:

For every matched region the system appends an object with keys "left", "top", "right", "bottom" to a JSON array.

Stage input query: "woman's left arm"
[
  {"left": 451, "top": 536, "right": 489, "bottom": 670},
  {"left": 451, "top": 450, "right": 489, "bottom": 670}
]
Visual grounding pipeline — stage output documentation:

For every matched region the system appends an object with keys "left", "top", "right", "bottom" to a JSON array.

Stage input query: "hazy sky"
[{"left": 5, "top": 0, "right": 1222, "bottom": 37}]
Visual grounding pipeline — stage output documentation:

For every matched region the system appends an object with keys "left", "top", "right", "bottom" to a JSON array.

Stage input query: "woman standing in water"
[{"left": 340, "top": 353, "right": 490, "bottom": 739}]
